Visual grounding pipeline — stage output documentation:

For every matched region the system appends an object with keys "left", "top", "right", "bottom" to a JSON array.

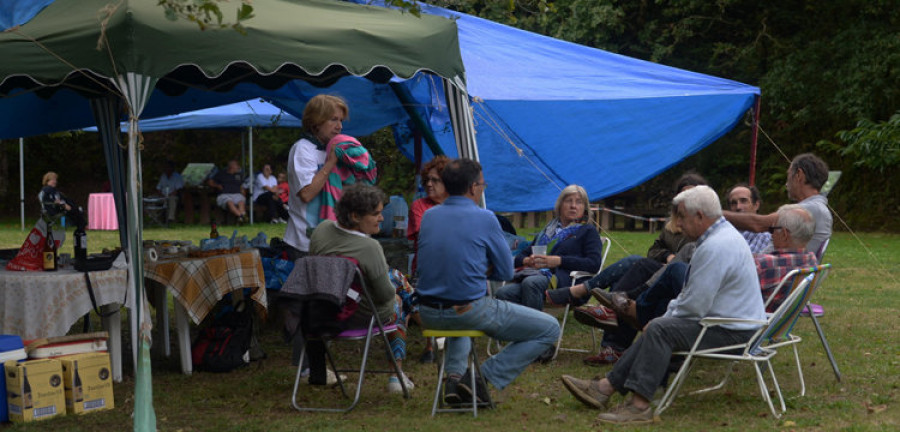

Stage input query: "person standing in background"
[{"left": 156, "top": 160, "right": 184, "bottom": 224}]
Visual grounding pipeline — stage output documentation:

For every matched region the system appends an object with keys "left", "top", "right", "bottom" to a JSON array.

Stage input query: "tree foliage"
[{"left": 158, "top": 0, "right": 254, "bottom": 33}]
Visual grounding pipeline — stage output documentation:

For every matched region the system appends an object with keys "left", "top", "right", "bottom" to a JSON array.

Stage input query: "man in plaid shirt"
[{"left": 756, "top": 204, "right": 818, "bottom": 310}]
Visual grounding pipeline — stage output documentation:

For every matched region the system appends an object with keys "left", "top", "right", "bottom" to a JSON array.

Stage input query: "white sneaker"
[
  {"left": 387, "top": 372, "right": 415, "bottom": 394},
  {"left": 305, "top": 368, "right": 346, "bottom": 386}
]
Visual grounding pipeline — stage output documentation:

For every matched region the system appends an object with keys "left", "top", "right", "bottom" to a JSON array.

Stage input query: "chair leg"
[
  {"left": 655, "top": 355, "right": 695, "bottom": 416},
  {"left": 753, "top": 362, "right": 781, "bottom": 418},
  {"left": 808, "top": 312, "right": 842, "bottom": 382},
  {"left": 377, "top": 318, "right": 410, "bottom": 399},
  {"left": 790, "top": 343, "right": 806, "bottom": 396},
  {"left": 552, "top": 304, "right": 570, "bottom": 360}
]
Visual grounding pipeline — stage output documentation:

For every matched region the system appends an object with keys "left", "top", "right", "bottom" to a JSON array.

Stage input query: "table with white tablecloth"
[{"left": 0, "top": 267, "right": 130, "bottom": 382}]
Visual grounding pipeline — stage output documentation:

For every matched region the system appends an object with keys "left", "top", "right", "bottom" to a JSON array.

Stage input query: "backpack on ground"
[{"left": 191, "top": 300, "right": 253, "bottom": 373}]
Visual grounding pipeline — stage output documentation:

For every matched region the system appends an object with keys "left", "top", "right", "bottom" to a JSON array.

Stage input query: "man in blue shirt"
[
  {"left": 561, "top": 186, "right": 765, "bottom": 424},
  {"left": 417, "top": 158, "right": 560, "bottom": 405}
]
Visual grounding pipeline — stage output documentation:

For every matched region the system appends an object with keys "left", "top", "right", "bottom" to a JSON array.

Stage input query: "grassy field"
[{"left": 0, "top": 220, "right": 897, "bottom": 431}]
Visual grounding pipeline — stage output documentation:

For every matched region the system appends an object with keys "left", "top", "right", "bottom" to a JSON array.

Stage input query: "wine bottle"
[
  {"left": 74, "top": 224, "right": 88, "bottom": 264},
  {"left": 210, "top": 218, "right": 219, "bottom": 238},
  {"left": 43, "top": 227, "right": 58, "bottom": 271},
  {"left": 23, "top": 368, "right": 33, "bottom": 409},
  {"left": 73, "top": 361, "right": 84, "bottom": 403}
]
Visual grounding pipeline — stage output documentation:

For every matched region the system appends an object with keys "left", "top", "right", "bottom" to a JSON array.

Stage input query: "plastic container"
[{"left": 0, "top": 335, "right": 27, "bottom": 423}]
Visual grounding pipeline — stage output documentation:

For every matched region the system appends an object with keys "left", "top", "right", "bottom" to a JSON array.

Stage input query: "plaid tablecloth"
[{"left": 144, "top": 249, "right": 267, "bottom": 324}]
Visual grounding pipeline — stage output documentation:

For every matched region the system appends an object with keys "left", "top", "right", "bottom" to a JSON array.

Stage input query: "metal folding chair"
[
  {"left": 286, "top": 256, "right": 410, "bottom": 413},
  {"left": 552, "top": 236, "right": 611, "bottom": 359},
  {"left": 656, "top": 270, "right": 820, "bottom": 418},
  {"left": 142, "top": 196, "right": 168, "bottom": 227}
]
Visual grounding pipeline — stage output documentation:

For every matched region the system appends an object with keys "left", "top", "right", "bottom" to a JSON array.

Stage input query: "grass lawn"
[{"left": 0, "top": 220, "right": 897, "bottom": 431}]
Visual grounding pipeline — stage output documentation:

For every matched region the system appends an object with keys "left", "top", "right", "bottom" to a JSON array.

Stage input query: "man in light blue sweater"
[{"left": 561, "top": 185, "right": 766, "bottom": 425}]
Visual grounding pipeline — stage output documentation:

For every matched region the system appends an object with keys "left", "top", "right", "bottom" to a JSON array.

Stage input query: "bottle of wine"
[
  {"left": 43, "top": 227, "right": 58, "bottom": 271},
  {"left": 74, "top": 217, "right": 88, "bottom": 265},
  {"left": 73, "top": 361, "right": 84, "bottom": 403},
  {"left": 210, "top": 218, "right": 219, "bottom": 238}
]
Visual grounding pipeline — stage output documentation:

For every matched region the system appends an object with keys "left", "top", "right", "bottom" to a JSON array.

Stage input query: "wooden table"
[
  {"left": 87, "top": 192, "right": 118, "bottom": 230},
  {"left": 0, "top": 266, "right": 130, "bottom": 382},
  {"left": 144, "top": 249, "right": 267, "bottom": 374},
  {"left": 180, "top": 186, "right": 213, "bottom": 225}
]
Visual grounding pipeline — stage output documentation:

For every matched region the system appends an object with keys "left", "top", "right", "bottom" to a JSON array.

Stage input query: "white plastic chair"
[
  {"left": 655, "top": 269, "right": 820, "bottom": 419},
  {"left": 552, "top": 236, "right": 611, "bottom": 359}
]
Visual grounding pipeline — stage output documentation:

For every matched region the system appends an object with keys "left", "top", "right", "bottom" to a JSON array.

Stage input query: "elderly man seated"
[
  {"left": 561, "top": 185, "right": 765, "bottom": 424},
  {"left": 595, "top": 204, "right": 820, "bottom": 336}
]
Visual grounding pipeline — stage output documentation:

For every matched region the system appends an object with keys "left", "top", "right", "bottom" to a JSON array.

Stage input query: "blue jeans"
[
  {"left": 418, "top": 296, "right": 560, "bottom": 389},
  {"left": 586, "top": 255, "right": 643, "bottom": 290},
  {"left": 493, "top": 275, "right": 549, "bottom": 310},
  {"left": 635, "top": 262, "right": 689, "bottom": 326}
]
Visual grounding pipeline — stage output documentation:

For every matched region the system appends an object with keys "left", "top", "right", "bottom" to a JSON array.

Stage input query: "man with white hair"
[{"left": 560, "top": 185, "right": 765, "bottom": 425}]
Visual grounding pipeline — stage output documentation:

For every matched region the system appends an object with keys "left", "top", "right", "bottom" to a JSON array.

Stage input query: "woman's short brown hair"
[
  {"left": 336, "top": 184, "right": 387, "bottom": 229},
  {"left": 302, "top": 94, "right": 349, "bottom": 136},
  {"left": 420, "top": 155, "right": 451, "bottom": 185}
]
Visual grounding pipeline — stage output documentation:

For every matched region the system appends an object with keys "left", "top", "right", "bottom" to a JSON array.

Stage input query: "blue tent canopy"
[
  {"left": 386, "top": 1, "right": 760, "bottom": 212},
  {"left": 85, "top": 98, "right": 302, "bottom": 131}
]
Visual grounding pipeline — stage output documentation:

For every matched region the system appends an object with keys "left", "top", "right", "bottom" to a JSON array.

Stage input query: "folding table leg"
[
  {"left": 174, "top": 301, "right": 193, "bottom": 375},
  {"left": 101, "top": 303, "right": 123, "bottom": 382}
]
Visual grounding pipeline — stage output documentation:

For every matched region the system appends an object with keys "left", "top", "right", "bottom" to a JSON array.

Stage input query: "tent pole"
[
  {"left": 19, "top": 137, "right": 24, "bottom": 231},
  {"left": 248, "top": 126, "right": 254, "bottom": 225},
  {"left": 749, "top": 96, "right": 761, "bottom": 186},
  {"left": 389, "top": 82, "right": 444, "bottom": 156}
]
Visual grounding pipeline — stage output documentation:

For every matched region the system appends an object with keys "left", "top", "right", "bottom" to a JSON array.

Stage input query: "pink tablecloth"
[{"left": 88, "top": 193, "right": 118, "bottom": 230}]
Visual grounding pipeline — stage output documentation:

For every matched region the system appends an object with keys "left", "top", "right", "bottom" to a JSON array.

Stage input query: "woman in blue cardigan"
[{"left": 495, "top": 185, "right": 603, "bottom": 311}]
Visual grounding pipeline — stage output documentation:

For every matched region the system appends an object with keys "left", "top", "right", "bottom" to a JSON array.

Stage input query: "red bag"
[{"left": 5, "top": 220, "right": 61, "bottom": 272}]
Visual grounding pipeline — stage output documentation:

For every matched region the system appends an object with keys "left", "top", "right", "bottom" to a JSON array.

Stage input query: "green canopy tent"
[{"left": 0, "top": 1, "right": 474, "bottom": 430}]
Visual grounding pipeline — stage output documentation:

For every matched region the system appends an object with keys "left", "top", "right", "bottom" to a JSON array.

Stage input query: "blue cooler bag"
[{"left": 0, "top": 335, "right": 27, "bottom": 423}]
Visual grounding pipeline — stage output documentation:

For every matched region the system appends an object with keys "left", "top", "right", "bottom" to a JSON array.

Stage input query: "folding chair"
[
  {"left": 286, "top": 256, "right": 410, "bottom": 413},
  {"left": 552, "top": 236, "right": 611, "bottom": 359},
  {"left": 486, "top": 236, "right": 610, "bottom": 359},
  {"left": 800, "top": 240, "right": 841, "bottom": 382},
  {"left": 142, "top": 196, "right": 168, "bottom": 227},
  {"left": 655, "top": 270, "right": 819, "bottom": 419}
]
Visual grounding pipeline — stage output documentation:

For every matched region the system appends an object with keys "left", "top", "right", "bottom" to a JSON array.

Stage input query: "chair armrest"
[
  {"left": 699, "top": 317, "right": 766, "bottom": 327},
  {"left": 569, "top": 270, "right": 594, "bottom": 282}
]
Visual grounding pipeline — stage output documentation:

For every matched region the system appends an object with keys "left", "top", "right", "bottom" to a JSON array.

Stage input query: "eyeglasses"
[
  {"left": 766, "top": 226, "right": 784, "bottom": 233},
  {"left": 424, "top": 177, "right": 442, "bottom": 184}
]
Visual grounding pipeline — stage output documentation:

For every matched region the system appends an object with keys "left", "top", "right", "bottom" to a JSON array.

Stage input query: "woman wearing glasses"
[{"left": 407, "top": 155, "right": 451, "bottom": 275}]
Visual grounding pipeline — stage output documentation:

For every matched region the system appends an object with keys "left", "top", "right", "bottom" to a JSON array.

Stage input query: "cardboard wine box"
[
  {"left": 60, "top": 353, "right": 114, "bottom": 415},
  {"left": 4, "top": 359, "right": 65, "bottom": 423}
]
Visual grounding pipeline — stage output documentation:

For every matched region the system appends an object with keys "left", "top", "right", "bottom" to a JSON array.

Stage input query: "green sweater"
[{"left": 309, "top": 220, "right": 396, "bottom": 321}]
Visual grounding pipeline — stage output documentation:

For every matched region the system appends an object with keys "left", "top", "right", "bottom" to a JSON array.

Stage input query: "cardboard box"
[
  {"left": 4, "top": 359, "right": 65, "bottom": 423},
  {"left": 60, "top": 353, "right": 114, "bottom": 415}
]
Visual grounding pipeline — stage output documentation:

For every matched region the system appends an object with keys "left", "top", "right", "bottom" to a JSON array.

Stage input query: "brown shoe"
[
  {"left": 597, "top": 403, "right": 657, "bottom": 424},
  {"left": 560, "top": 375, "right": 610, "bottom": 410},
  {"left": 591, "top": 288, "right": 629, "bottom": 311},
  {"left": 592, "top": 288, "right": 640, "bottom": 329}
]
